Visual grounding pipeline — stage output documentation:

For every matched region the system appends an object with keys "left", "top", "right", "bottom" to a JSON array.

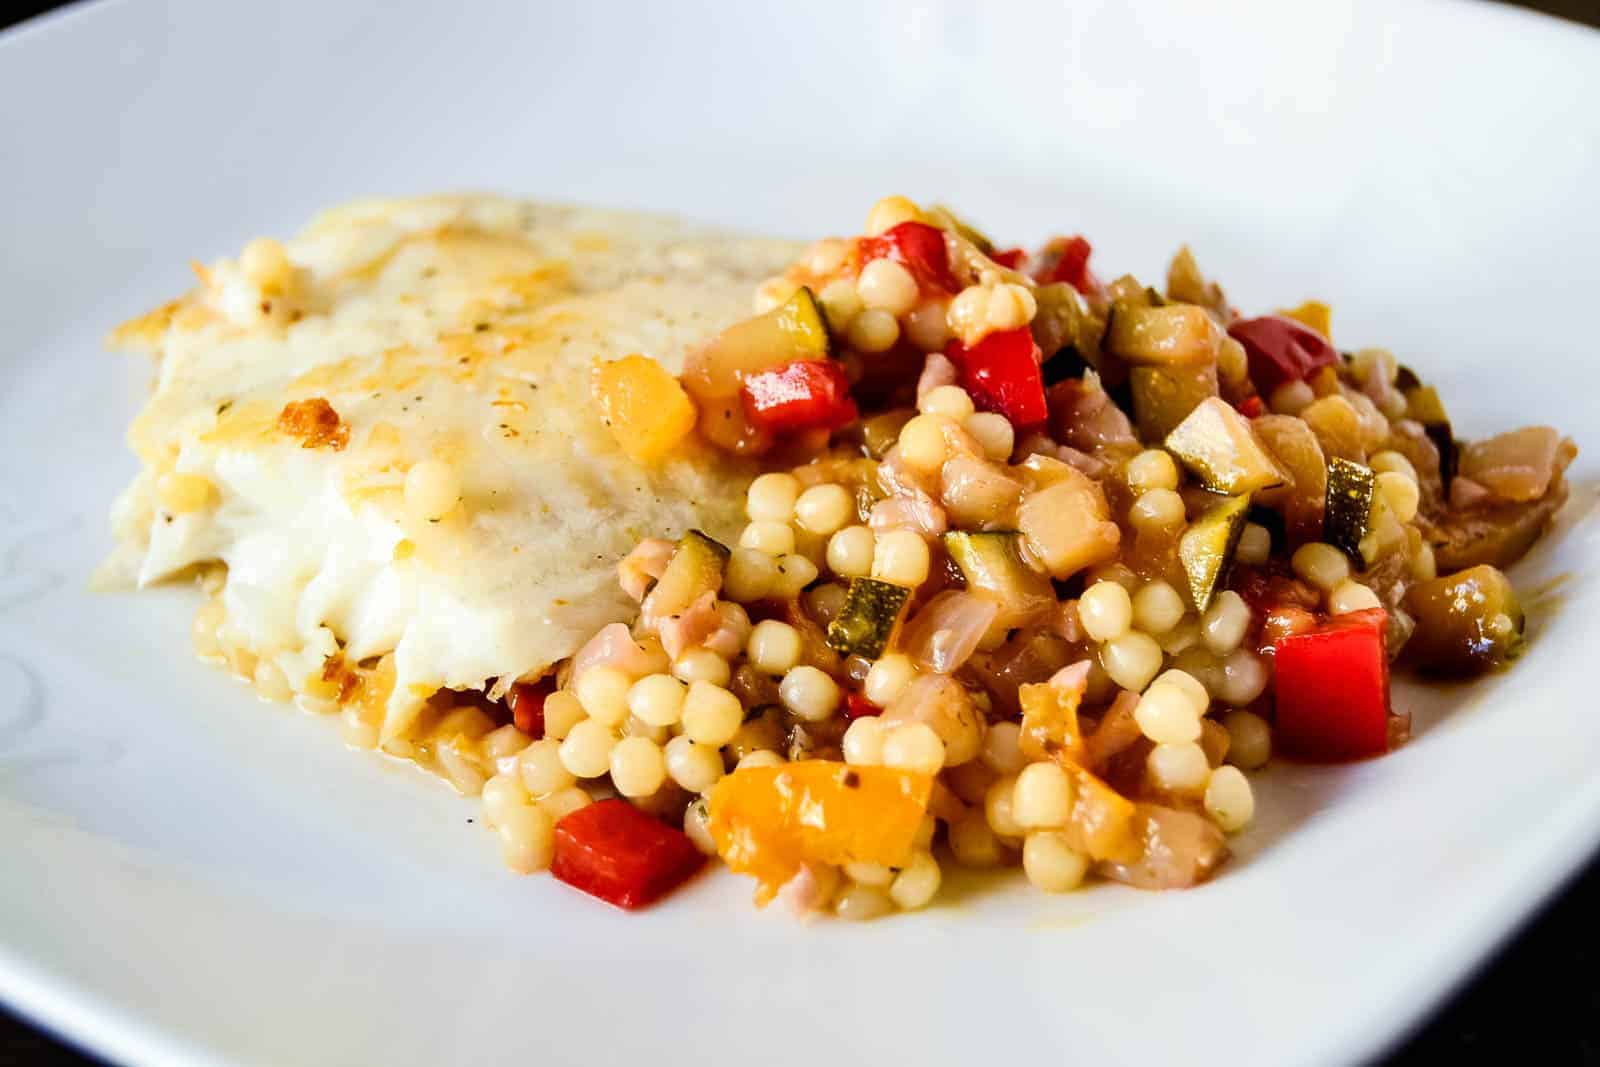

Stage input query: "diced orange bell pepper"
[
  {"left": 1018, "top": 661, "right": 1089, "bottom": 764},
  {"left": 591, "top": 354, "right": 697, "bottom": 464},
  {"left": 1062, "top": 764, "right": 1139, "bottom": 864},
  {"left": 707, "top": 762, "right": 933, "bottom": 904}
]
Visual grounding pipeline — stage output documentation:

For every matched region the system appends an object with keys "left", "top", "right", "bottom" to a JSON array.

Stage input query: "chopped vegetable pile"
[{"left": 497, "top": 195, "right": 1576, "bottom": 918}]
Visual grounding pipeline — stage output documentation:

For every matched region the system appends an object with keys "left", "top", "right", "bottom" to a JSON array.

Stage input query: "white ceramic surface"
[{"left": 2, "top": 1, "right": 1597, "bottom": 1064}]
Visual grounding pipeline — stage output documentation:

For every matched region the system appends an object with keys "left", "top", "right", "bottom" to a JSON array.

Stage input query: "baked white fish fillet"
[{"left": 104, "top": 194, "right": 800, "bottom": 740}]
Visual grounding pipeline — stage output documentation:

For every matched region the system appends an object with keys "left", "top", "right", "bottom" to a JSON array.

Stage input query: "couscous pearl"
[
  {"left": 1130, "top": 488, "right": 1187, "bottom": 530},
  {"left": 624, "top": 715, "right": 671, "bottom": 745},
  {"left": 1205, "top": 765, "right": 1255, "bottom": 833},
  {"left": 746, "top": 472, "right": 801, "bottom": 522},
  {"left": 780, "top": 665, "right": 841, "bottom": 722},
  {"left": 1201, "top": 590, "right": 1252, "bottom": 656},
  {"left": 240, "top": 237, "right": 290, "bottom": 287},
  {"left": 984, "top": 775, "right": 1025, "bottom": 839},
  {"left": 794, "top": 483, "right": 855, "bottom": 536},
  {"left": 1235, "top": 522, "right": 1272, "bottom": 566},
  {"left": 826, "top": 525, "right": 877, "bottom": 578},
  {"left": 805, "top": 582, "right": 849, "bottom": 625},
  {"left": 684, "top": 799, "right": 717, "bottom": 855},
  {"left": 1078, "top": 581, "right": 1134, "bottom": 642},
  {"left": 1157, "top": 616, "right": 1201, "bottom": 654},
  {"left": 905, "top": 300, "right": 952, "bottom": 351},
  {"left": 482, "top": 724, "right": 532, "bottom": 768},
  {"left": 882, "top": 722, "right": 946, "bottom": 774},
  {"left": 1376, "top": 471, "right": 1421, "bottom": 524},
  {"left": 872, "top": 529, "right": 931, "bottom": 587},
  {"left": 1222, "top": 710, "right": 1272, "bottom": 770},
  {"left": 542, "top": 689, "right": 587, "bottom": 741},
  {"left": 858, "top": 258, "right": 920, "bottom": 317},
  {"left": 498, "top": 804, "right": 556, "bottom": 874},
  {"left": 865, "top": 194, "right": 921, "bottom": 236},
  {"left": 1153, "top": 669, "right": 1211, "bottom": 715},
  {"left": 1125, "top": 449, "right": 1179, "bottom": 493},
  {"left": 157, "top": 471, "right": 216, "bottom": 514},
  {"left": 672, "top": 647, "right": 731, "bottom": 688},
  {"left": 252, "top": 658, "right": 292, "bottom": 702},
  {"left": 964, "top": 412, "right": 1015, "bottom": 462},
  {"left": 518, "top": 738, "right": 577, "bottom": 796},
  {"left": 664, "top": 735, "right": 724, "bottom": 793},
  {"left": 1370, "top": 450, "right": 1419, "bottom": 482},
  {"left": 627, "top": 673, "right": 687, "bottom": 728},
  {"left": 748, "top": 619, "right": 803, "bottom": 674},
  {"left": 1329, "top": 579, "right": 1383, "bottom": 615},
  {"left": 737, "top": 750, "right": 786, "bottom": 770},
  {"left": 889, "top": 850, "right": 942, "bottom": 910},
  {"left": 1132, "top": 580, "right": 1186, "bottom": 635},
  {"left": 981, "top": 719, "right": 1026, "bottom": 775},
  {"left": 948, "top": 812, "right": 1005, "bottom": 867},
  {"left": 559, "top": 719, "right": 618, "bottom": 778},
  {"left": 538, "top": 786, "right": 593, "bottom": 822},
  {"left": 404, "top": 460, "right": 461, "bottom": 522},
  {"left": 842, "top": 715, "right": 888, "bottom": 766},
  {"left": 844, "top": 861, "right": 896, "bottom": 887},
  {"left": 921, "top": 384, "right": 976, "bottom": 421},
  {"left": 609, "top": 736, "right": 667, "bottom": 797},
  {"left": 1217, "top": 649, "right": 1269, "bottom": 707},
  {"left": 1411, "top": 541, "right": 1438, "bottom": 582},
  {"left": 680, "top": 681, "right": 744, "bottom": 747},
  {"left": 1268, "top": 380, "right": 1316, "bottom": 416},
  {"left": 806, "top": 237, "right": 850, "bottom": 276},
  {"left": 848, "top": 308, "right": 900, "bottom": 353},
  {"left": 724, "top": 547, "right": 779, "bottom": 602},
  {"left": 1291, "top": 542, "right": 1351, "bottom": 591},
  {"left": 818, "top": 278, "right": 863, "bottom": 330},
  {"left": 1135, "top": 683, "right": 1203, "bottom": 744},
  {"left": 897, "top": 413, "right": 951, "bottom": 471},
  {"left": 835, "top": 883, "right": 895, "bottom": 921},
  {"left": 864, "top": 653, "right": 917, "bottom": 707},
  {"left": 986, "top": 283, "right": 1037, "bottom": 332},
  {"left": 740, "top": 520, "right": 797, "bottom": 557},
  {"left": 1022, "top": 831, "right": 1090, "bottom": 893},
  {"left": 946, "top": 284, "right": 991, "bottom": 345},
  {"left": 574, "top": 666, "right": 631, "bottom": 727},
  {"left": 1101, "top": 631, "right": 1164, "bottom": 693},
  {"left": 772, "top": 554, "right": 820, "bottom": 600},
  {"left": 481, "top": 772, "right": 531, "bottom": 828},
  {"left": 1147, "top": 742, "right": 1211, "bottom": 794},
  {"left": 1012, "top": 761, "right": 1074, "bottom": 829}
]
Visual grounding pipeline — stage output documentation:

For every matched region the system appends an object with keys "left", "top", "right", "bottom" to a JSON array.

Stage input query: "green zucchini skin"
[
  {"left": 826, "top": 578, "right": 912, "bottom": 659},
  {"left": 1178, "top": 494, "right": 1251, "bottom": 612},
  {"left": 1324, "top": 458, "right": 1376, "bottom": 562}
]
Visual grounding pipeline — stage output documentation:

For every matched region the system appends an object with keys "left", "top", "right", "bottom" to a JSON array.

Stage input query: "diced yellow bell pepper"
[
  {"left": 591, "top": 354, "right": 697, "bottom": 464},
  {"left": 1279, "top": 300, "right": 1332, "bottom": 342},
  {"left": 707, "top": 761, "right": 933, "bottom": 904}
]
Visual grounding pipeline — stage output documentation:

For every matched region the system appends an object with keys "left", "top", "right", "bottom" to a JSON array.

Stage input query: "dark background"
[{"left": 3, "top": 0, "right": 1598, "bottom": 1064}]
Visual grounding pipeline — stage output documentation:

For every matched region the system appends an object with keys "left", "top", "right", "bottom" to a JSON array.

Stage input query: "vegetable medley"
[{"left": 496, "top": 196, "right": 1576, "bottom": 917}]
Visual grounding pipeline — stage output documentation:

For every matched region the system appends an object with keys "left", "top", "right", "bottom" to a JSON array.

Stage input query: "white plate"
[{"left": 2, "top": 1, "right": 1597, "bottom": 1064}]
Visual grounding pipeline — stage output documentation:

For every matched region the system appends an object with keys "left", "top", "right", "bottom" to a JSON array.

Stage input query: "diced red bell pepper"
[
  {"left": 945, "top": 327, "right": 1048, "bottom": 429},
  {"left": 858, "top": 221, "right": 958, "bottom": 293},
  {"left": 508, "top": 679, "right": 551, "bottom": 738},
  {"left": 551, "top": 799, "right": 706, "bottom": 910},
  {"left": 989, "top": 247, "right": 1026, "bottom": 270},
  {"left": 740, "top": 359, "right": 858, "bottom": 434},
  {"left": 1039, "top": 235, "right": 1101, "bottom": 296},
  {"left": 1235, "top": 395, "right": 1265, "bottom": 419},
  {"left": 1228, "top": 315, "right": 1339, "bottom": 395},
  {"left": 844, "top": 691, "right": 880, "bottom": 719},
  {"left": 1273, "top": 608, "right": 1393, "bottom": 762}
]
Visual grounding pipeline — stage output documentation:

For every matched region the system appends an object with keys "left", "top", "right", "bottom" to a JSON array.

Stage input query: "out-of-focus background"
[{"left": 1, "top": 1, "right": 1597, "bottom": 1064}]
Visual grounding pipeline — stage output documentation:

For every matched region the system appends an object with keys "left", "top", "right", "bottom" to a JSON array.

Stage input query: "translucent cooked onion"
[
  {"left": 571, "top": 623, "right": 664, "bottom": 680},
  {"left": 900, "top": 590, "right": 1000, "bottom": 673},
  {"left": 1459, "top": 426, "right": 1574, "bottom": 503},
  {"left": 1097, "top": 803, "right": 1228, "bottom": 889}
]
